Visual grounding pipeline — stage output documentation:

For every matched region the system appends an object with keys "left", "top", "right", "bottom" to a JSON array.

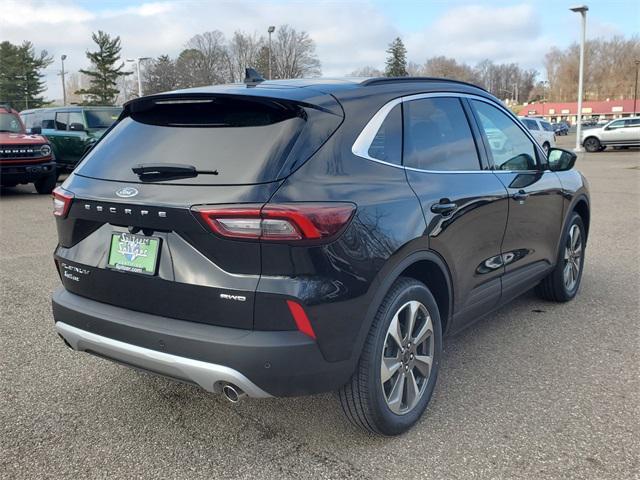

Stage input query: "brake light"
[
  {"left": 195, "top": 203, "right": 355, "bottom": 242},
  {"left": 52, "top": 187, "right": 74, "bottom": 218},
  {"left": 286, "top": 300, "right": 316, "bottom": 340}
]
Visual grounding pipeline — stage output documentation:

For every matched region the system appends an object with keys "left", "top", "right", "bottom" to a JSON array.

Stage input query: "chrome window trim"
[{"left": 351, "top": 91, "right": 544, "bottom": 174}]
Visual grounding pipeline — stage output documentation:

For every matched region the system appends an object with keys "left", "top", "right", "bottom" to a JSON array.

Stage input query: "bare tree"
[
  {"left": 228, "top": 31, "right": 264, "bottom": 82},
  {"left": 271, "top": 25, "right": 321, "bottom": 78},
  {"left": 349, "top": 65, "right": 384, "bottom": 77},
  {"left": 180, "top": 31, "right": 230, "bottom": 86}
]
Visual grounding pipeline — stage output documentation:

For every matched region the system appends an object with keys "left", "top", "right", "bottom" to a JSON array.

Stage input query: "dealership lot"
[{"left": 1, "top": 135, "right": 638, "bottom": 479}]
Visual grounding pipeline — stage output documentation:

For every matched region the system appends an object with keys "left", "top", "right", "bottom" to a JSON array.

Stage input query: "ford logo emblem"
[{"left": 115, "top": 187, "right": 139, "bottom": 198}]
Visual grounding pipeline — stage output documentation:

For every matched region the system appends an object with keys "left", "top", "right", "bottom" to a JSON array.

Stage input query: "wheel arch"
[{"left": 572, "top": 196, "right": 590, "bottom": 242}]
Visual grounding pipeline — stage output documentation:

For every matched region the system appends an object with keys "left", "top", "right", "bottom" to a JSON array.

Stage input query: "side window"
[
  {"left": 55, "top": 112, "right": 68, "bottom": 130},
  {"left": 472, "top": 100, "right": 538, "bottom": 171},
  {"left": 68, "top": 111, "right": 84, "bottom": 127},
  {"left": 541, "top": 121, "right": 555, "bottom": 132},
  {"left": 403, "top": 97, "right": 481, "bottom": 171},
  {"left": 608, "top": 120, "right": 624, "bottom": 129},
  {"left": 368, "top": 104, "right": 402, "bottom": 165},
  {"left": 523, "top": 119, "right": 539, "bottom": 130}
]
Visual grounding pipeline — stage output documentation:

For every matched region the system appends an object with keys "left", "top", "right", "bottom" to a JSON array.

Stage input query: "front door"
[
  {"left": 402, "top": 96, "right": 509, "bottom": 329},
  {"left": 469, "top": 99, "right": 564, "bottom": 302}
]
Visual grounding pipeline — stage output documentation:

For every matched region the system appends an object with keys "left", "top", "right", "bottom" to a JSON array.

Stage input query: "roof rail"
[{"left": 361, "top": 77, "right": 489, "bottom": 93}]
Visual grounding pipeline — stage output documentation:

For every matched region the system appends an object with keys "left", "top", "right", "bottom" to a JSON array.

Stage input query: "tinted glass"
[
  {"left": 55, "top": 112, "right": 68, "bottom": 130},
  {"left": 368, "top": 104, "right": 402, "bottom": 165},
  {"left": 523, "top": 119, "right": 539, "bottom": 130},
  {"left": 85, "top": 108, "right": 122, "bottom": 128},
  {"left": 472, "top": 100, "right": 538, "bottom": 171},
  {"left": 541, "top": 121, "right": 554, "bottom": 132},
  {"left": 626, "top": 118, "right": 640, "bottom": 126},
  {"left": 403, "top": 97, "right": 480, "bottom": 171},
  {"left": 608, "top": 120, "right": 624, "bottom": 128},
  {"left": 76, "top": 98, "right": 338, "bottom": 185},
  {"left": 68, "top": 112, "right": 84, "bottom": 127}
]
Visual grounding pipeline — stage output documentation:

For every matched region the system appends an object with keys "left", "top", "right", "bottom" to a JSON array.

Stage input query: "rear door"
[
  {"left": 469, "top": 99, "right": 564, "bottom": 301},
  {"left": 402, "top": 95, "right": 509, "bottom": 328}
]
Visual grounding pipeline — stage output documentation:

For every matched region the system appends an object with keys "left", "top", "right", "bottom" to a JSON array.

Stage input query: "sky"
[{"left": 1, "top": 0, "right": 638, "bottom": 101}]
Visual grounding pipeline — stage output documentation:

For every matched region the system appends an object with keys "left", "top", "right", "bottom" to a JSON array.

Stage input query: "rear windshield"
[
  {"left": 85, "top": 108, "right": 122, "bottom": 128},
  {"left": 75, "top": 97, "right": 336, "bottom": 185}
]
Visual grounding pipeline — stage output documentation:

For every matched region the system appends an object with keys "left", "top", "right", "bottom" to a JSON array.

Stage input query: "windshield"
[
  {"left": 85, "top": 108, "right": 122, "bottom": 128},
  {"left": 0, "top": 113, "right": 24, "bottom": 133}
]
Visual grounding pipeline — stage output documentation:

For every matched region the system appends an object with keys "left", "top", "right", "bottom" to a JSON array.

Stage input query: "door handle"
[
  {"left": 430, "top": 202, "right": 458, "bottom": 215},
  {"left": 512, "top": 190, "right": 529, "bottom": 202}
]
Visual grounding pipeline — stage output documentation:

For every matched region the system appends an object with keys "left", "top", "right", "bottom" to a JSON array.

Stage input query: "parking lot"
[{"left": 0, "top": 134, "right": 638, "bottom": 480}]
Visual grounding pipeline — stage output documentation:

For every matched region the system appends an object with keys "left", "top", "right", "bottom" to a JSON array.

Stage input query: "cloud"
[
  {"left": 0, "top": 1, "right": 567, "bottom": 101},
  {"left": 405, "top": 4, "right": 553, "bottom": 69}
]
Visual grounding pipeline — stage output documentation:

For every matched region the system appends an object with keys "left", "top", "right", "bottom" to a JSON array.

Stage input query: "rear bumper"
[
  {"left": 0, "top": 161, "right": 56, "bottom": 184},
  {"left": 52, "top": 287, "right": 353, "bottom": 397}
]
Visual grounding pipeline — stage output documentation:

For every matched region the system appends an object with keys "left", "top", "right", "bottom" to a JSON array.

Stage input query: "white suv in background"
[
  {"left": 581, "top": 117, "right": 640, "bottom": 152},
  {"left": 519, "top": 117, "right": 556, "bottom": 154}
]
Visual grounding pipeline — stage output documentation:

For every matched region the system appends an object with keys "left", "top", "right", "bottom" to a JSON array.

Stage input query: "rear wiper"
[{"left": 132, "top": 163, "right": 218, "bottom": 181}]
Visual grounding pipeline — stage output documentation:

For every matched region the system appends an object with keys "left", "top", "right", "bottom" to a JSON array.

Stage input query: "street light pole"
[
  {"left": 570, "top": 5, "right": 588, "bottom": 152},
  {"left": 633, "top": 60, "right": 640, "bottom": 115},
  {"left": 268, "top": 26, "right": 275, "bottom": 80},
  {"left": 127, "top": 57, "right": 151, "bottom": 98},
  {"left": 61, "top": 55, "right": 67, "bottom": 106}
]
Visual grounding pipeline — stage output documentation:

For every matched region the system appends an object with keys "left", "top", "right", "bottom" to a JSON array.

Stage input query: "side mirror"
[
  {"left": 548, "top": 148, "right": 577, "bottom": 172},
  {"left": 69, "top": 122, "right": 85, "bottom": 132},
  {"left": 30, "top": 126, "right": 42, "bottom": 135}
]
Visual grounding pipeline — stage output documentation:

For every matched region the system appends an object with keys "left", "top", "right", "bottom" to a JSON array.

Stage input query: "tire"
[
  {"left": 542, "top": 142, "right": 550, "bottom": 154},
  {"left": 584, "top": 137, "right": 601, "bottom": 152},
  {"left": 536, "top": 213, "right": 586, "bottom": 302},
  {"left": 34, "top": 172, "right": 58, "bottom": 194},
  {"left": 338, "top": 277, "right": 442, "bottom": 436}
]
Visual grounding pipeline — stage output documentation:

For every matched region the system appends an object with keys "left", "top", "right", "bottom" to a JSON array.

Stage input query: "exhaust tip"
[{"left": 222, "top": 384, "right": 246, "bottom": 403}]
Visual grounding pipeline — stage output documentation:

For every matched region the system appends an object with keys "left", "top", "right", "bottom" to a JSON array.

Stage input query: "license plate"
[{"left": 107, "top": 232, "right": 160, "bottom": 275}]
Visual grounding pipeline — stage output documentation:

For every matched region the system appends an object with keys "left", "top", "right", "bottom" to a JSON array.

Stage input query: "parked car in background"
[
  {"left": 0, "top": 105, "right": 57, "bottom": 193},
  {"left": 51, "top": 78, "right": 590, "bottom": 435},
  {"left": 581, "top": 116, "right": 640, "bottom": 152},
  {"left": 519, "top": 117, "right": 556, "bottom": 153},
  {"left": 21, "top": 106, "right": 121, "bottom": 172},
  {"left": 553, "top": 121, "right": 569, "bottom": 136}
]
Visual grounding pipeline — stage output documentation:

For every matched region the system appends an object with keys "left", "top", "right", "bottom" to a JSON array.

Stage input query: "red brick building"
[{"left": 518, "top": 99, "right": 637, "bottom": 124}]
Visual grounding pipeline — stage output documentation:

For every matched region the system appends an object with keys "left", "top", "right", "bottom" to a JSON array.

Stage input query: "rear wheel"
[
  {"left": 338, "top": 277, "right": 442, "bottom": 435},
  {"left": 536, "top": 213, "right": 585, "bottom": 302},
  {"left": 34, "top": 172, "right": 58, "bottom": 194},
  {"left": 584, "top": 137, "right": 601, "bottom": 152}
]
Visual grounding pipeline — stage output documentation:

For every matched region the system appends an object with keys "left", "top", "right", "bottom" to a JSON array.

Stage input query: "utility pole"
[
  {"left": 570, "top": 5, "right": 588, "bottom": 152},
  {"left": 61, "top": 55, "right": 67, "bottom": 106},
  {"left": 268, "top": 26, "right": 275, "bottom": 80}
]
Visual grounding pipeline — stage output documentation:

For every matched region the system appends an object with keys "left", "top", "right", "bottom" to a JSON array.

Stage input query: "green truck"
[{"left": 20, "top": 106, "right": 121, "bottom": 172}]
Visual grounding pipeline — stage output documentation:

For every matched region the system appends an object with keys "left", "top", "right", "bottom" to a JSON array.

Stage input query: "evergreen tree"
[
  {"left": 142, "top": 55, "right": 178, "bottom": 95},
  {"left": 76, "top": 31, "right": 130, "bottom": 105},
  {"left": 385, "top": 37, "right": 408, "bottom": 77},
  {"left": 0, "top": 41, "right": 52, "bottom": 110}
]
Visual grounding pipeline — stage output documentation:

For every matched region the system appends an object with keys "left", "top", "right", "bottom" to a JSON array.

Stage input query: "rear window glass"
[
  {"left": 85, "top": 108, "right": 122, "bottom": 128},
  {"left": 368, "top": 104, "right": 402, "bottom": 165},
  {"left": 76, "top": 97, "right": 330, "bottom": 185}
]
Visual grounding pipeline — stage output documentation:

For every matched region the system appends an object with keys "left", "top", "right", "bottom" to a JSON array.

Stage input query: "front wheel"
[
  {"left": 338, "top": 277, "right": 442, "bottom": 435},
  {"left": 536, "top": 213, "right": 586, "bottom": 302},
  {"left": 34, "top": 172, "right": 58, "bottom": 194},
  {"left": 584, "top": 137, "right": 601, "bottom": 152}
]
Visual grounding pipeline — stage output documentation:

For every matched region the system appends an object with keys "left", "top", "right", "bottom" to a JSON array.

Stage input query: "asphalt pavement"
[{"left": 1, "top": 134, "right": 638, "bottom": 479}]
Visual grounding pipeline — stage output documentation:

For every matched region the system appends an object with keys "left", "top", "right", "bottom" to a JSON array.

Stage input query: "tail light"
[
  {"left": 194, "top": 203, "right": 356, "bottom": 242},
  {"left": 52, "top": 187, "right": 74, "bottom": 218}
]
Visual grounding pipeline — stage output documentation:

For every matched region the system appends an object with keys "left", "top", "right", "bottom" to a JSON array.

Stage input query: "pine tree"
[
  {"left": 0, "top": 41, "right": 52, "bottom": 110},
  {"left": 385, "top": 37, "right": 408, "bottom": 77},
  {"left": 76, "top": 31, "right": 130, "bottom": 105}
]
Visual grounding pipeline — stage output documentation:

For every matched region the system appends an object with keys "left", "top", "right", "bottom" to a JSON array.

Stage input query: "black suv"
[{"left": 52, "top": 78, "right": 590, "bottom": 435}]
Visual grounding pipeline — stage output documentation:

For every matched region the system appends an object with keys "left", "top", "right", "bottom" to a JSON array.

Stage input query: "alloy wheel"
[
  {"left": 380, "top": 300, "right": 434, "bottom": 415},
  {"left": 563, "top": 224, "right": 582, "bottom": 291}
]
